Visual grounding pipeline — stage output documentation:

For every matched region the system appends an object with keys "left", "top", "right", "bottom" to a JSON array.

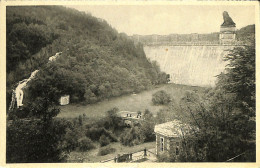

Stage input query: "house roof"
[{"left": 154, "top": 120, "right": 192, "bottom": 138}]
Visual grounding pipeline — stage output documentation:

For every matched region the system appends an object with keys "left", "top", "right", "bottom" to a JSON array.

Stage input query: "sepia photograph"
[{"left": 1, "top": 1, "right": 258, "bottom": 165}]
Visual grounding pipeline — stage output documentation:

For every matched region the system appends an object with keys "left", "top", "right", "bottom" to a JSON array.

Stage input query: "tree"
[
  {"left": 152, "top": 90, "right": 171, "bottom": 105},
  {"left": 104, "top": 107, "right": 122, "bottom": 131},
  {"left": 7, "top": 119, "right": 70, "bottom": 163}
]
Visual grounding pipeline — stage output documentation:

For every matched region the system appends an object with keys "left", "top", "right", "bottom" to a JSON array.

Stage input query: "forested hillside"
[
  {"left": 236, "top": 24, "right": 255, "bottom": 42},
  {"left": 6, "top": 6, "right": 168, "bottom": 110}
]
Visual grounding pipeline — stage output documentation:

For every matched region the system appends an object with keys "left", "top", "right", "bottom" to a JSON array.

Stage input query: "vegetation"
[
  {"left": 236, "top": 24, "right": 255, "bottom": 42},
  {"left": 99, "top": 135, "right": 111, "bottom": 147},
  {"left": 6, "top": 118, "right": 70, "bottom": 163},
  {"left": 152, "top": 90, "right": 171, "bottom": 105},
  {"left": 6, "top": 6, "right": 167, "bottom": 162},
  {"left": 78, "top": 137, "right": 96, "bottom": 152},
  {"left": 98, "top": 146, "right": 116, "bottom": 156},
  {"left": 6, "top": 6, "right": 168, "bottom": 111}
]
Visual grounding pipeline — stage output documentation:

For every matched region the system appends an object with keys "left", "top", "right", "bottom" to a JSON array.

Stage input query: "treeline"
[
  {"left": 6, "top": 6, "right": 168, "bottom": 110},
  {"left": 130, "top": 24, "right": 255, "bottom": 45},
  {"left": 236, "top": 24, "right": 255, "bottom": 42}
]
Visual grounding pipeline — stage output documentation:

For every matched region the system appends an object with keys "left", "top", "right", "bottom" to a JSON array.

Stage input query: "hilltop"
[{"left": 6, "top": 6, "right": 168, "bottom": 112}]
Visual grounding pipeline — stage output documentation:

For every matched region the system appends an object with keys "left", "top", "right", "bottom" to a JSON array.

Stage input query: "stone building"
[
  {"left": 154, "top": 120, "right": 191, "bottom": 157},
  {"left": 219, "top": 11, "right": 236, "bottom": 45},
  {"left": 117, "top": 111, "right": 142, "bottom": 126}
]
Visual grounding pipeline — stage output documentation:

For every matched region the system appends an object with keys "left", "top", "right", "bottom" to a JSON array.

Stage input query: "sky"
[{"left": 66, "top": 5, "right": 255, "bottom": 35}]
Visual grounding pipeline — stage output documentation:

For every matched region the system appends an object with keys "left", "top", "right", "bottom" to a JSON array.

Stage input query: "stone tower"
[{"left": 219, "top": 11, "right": 236, "bottom": 45}]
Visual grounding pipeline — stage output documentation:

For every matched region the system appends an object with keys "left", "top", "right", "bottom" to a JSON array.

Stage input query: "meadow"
[{"left": 58, "top": 83, "right": 206, "bottom": 119}]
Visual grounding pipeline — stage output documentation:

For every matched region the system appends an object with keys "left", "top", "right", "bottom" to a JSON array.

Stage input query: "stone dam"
[
  {"left": 144, "top": 45, "right": 235, "bottom": 87},
  {"left": 132, "top": 11, "right": 246, "bottom": 87}
]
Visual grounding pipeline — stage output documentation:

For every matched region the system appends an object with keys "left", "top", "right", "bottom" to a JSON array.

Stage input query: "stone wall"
[
  {"left": 155, "top": 133, "right": 180, "bottom": 156},
  {"left": 144, "top": 45, "right": 237, "bottom": 86}
]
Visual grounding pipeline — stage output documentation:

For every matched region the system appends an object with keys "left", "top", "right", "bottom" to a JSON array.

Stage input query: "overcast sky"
[{"left": 66, "top": 5, "right": 255, "bottom": 35}]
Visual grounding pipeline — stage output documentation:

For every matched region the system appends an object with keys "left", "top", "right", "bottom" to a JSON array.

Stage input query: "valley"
[
  {"left": 58, "top": 83, "right": 206, "bottom": 119},
  {"left": 5, "top": 5, "right": 256, "bottom": 163}
]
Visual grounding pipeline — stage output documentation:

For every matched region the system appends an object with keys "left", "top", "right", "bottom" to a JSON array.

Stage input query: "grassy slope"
[{"left": 58, "top": 83, "right": 206, "bottom": 119}]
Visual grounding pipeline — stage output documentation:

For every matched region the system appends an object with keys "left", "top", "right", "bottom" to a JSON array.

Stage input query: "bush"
[
  {"left": 86, "top": 126, "right": 105, "bottom": 141},
  {"left": 120, "top": 127, "right": 143, "bottom": 146},
  {"left": 152, "top": 90, "right": 171, "bottom": 105},
  {"left": 157, "top": 152, "right": 172, "bottom": 162},
  {"left": 86, "top": 126, "right": 118, "bottom": 142},
  {"left": 103, "top": 129, "right": 118, "bottom": 142},
  {"left": 98, "top": 146, "right": 116, "bottom": 156},
  {"left": 99, "top": 135, "right": 110, "bottom": 147},
  {"left": 78, "top": 137, "right": 95, "bottom": 152}
]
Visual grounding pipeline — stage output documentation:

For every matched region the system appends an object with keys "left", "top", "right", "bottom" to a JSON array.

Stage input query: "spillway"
[{"left": 144, "top": 45, "right": 234, "bottom": 87}]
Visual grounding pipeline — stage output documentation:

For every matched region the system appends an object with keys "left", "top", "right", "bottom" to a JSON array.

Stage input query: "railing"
[
  {"left": 140, "top": 41, "right": 244, "bottom": 46},
  {"left": 100, "top": 148, "right": 155, "bottom": 163}
]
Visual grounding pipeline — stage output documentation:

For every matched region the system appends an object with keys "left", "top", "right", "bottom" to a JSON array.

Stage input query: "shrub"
[
  {"left": 78, "top": 137, "right": 95, "bottom": 152},
  {"left": 98, "top": 146, "right": 116, "bottom": 156},
  {"left": 120, "top": 127, "right": 143, "bottom": 146},
  {"left": 86, "top": 126, "right": 118, "bottom": 142},
  {"left": 157, "top": 152, "right": 171, "bottom": 162},
  {"left": 152, "top": 90, "right": 171, "bottom": 105},
  {"left": 86, "top": 126, "right": 104, "bottom": 141},
  {"left": 99, "top": 135, "right": 110, "bottom": 147},
  {"left": 103, "top": 129, "right": 118, "bottom": 142}
]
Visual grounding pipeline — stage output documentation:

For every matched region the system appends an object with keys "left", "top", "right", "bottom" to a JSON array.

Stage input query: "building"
[
  {"left": 117, "top": 111, "right": 142, "bottom": 126},
  {"left": 154, "top": 120, "right": 192, "bottom": 157},
  {"left": 60, "top": 95, "right": 70, "bottom": 105},
  {"left": 219, "top": 11, "right": 236, "bottom": 45}
]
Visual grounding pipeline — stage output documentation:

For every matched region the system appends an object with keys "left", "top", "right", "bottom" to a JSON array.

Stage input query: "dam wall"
[{"left": 144, "top": 45, "right": 235, "bottom": 87}]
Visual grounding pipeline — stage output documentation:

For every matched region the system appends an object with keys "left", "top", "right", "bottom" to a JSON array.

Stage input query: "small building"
[
  {"left": 117, "top": 111, "right": 142, "bottom": 126},
  {"left": 154, "top": 120, "right": 191, "bottom": 157},
  {"left": 219, "top": 11, "right": 236, "bottom": 45},
  {"left": 60, "top": 95, "right": 70, "bottom": 105}
]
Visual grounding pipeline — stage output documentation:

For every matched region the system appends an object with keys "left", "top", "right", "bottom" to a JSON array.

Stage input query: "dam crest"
[{"left": 132, "top": 11, "right": 245, "bottom": 87}]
